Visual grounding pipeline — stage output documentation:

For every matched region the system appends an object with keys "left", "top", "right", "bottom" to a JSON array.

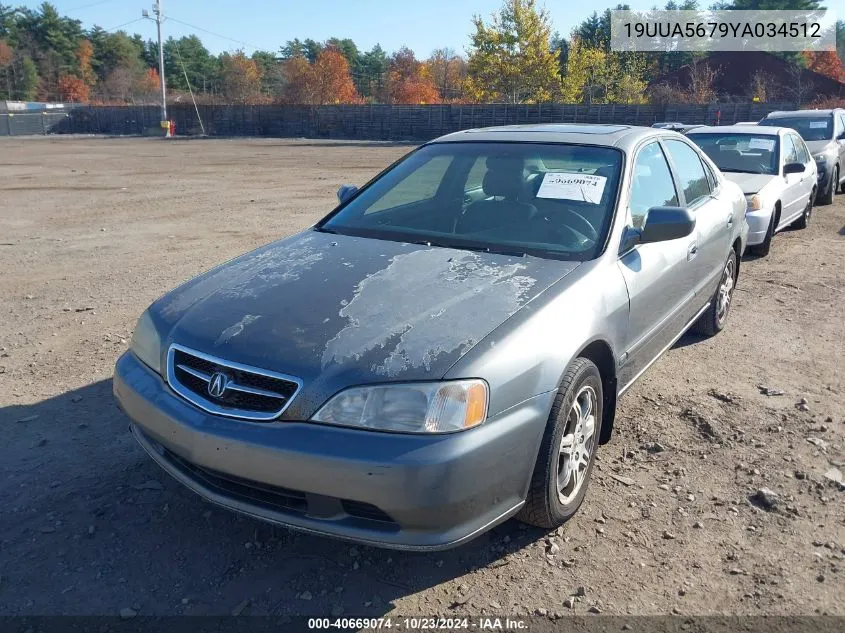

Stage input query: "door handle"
[
  {"left": 726, "top": 214, "right": 734, "bottom": 227},
  {"left": 687, "top": 242, "right": 699, "bottom": 261}
]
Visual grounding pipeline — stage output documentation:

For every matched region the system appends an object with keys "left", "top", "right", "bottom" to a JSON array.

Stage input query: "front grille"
[
  {"left": 154, "top": 440, "right": 399, "bottom": 530},
  {"left": 165, "top": 447, "right": 308, "bottom": 512},
  {"left": 166, "top": 344, "right": 301, "bottom": 421}
]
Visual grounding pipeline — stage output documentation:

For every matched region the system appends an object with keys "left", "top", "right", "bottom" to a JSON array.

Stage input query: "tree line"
[{"left": 0, "top": 0, "right": 843, "bottom": 106}]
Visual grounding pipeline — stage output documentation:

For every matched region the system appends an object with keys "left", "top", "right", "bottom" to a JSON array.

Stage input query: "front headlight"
[
  {"left": 311, "top": 380, "right": 489, "bottom": 433},
  {"left": 130, "top": 310, "right": 163, "bottom": 374},
  {"left": 745, "top": 194, "right": 762, "bottom": 211},
  {"left": 813, "top": 147, "right": 836, "bottom": 162}
]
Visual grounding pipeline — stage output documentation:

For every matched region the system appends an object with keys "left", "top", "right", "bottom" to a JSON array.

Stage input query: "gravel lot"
[{"left": 1, "top": 137, "right": 843, "bottom": 619}]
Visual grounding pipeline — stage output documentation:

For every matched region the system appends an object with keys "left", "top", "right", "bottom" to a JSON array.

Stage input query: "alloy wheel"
[
  {"left": 716, "top": 257, "right": 735, "bottom": 324},
  {"left": 557, "top": 385, "right": 597, "bottom": 505}
]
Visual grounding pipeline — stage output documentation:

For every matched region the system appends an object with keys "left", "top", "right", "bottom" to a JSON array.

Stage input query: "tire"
[
  {"left": 793, "top": 188, "right": 815, "bottom": 230},
  {"left": 694, "top": 249, "right": 737, "bottom": 337},
  {"left": 819, "top": 166, "right": 838, "bottom": 205},
  {"left": 518, "top": 358, "right": 603, "bottom": 529},
  {"left": 750, "top": 211, "right": 775, "bottom": 257}
]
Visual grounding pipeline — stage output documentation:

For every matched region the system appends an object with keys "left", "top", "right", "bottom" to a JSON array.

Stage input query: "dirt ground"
[{"left": 1, "top": 137, "right": 843, "bottom": 620}]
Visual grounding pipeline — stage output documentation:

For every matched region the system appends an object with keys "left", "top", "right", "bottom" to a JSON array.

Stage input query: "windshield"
[
  {"left": 319, "top": 142, "right": 623, "bottom": 261},
  {"left": 688, "top": 133, "right": 780, "bottom": 175},
  {"left": 763, "top": 116, "right": 833, "bottom": 142}
]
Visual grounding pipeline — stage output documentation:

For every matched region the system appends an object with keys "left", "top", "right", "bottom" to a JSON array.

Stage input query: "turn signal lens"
[{"left": 746, "top": 194, "right": 762, "bottom": 211}]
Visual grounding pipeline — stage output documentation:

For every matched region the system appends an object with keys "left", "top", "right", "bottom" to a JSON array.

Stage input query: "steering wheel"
[{"left": 540, "top": 208, "right": 599, "bottom": 242}]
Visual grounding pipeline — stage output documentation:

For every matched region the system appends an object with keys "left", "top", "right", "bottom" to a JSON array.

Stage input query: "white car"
[{"left": 687, "top": 125, "right": 817, "bottom": 256}]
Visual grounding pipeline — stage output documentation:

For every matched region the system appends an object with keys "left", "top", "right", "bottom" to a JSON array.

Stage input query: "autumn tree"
[
  {"left": 688, "top": 58, "right": 720, "bottom": 104},
  {"left": 560, "top": 37, "right": 607, "bottom": 103},
  {"left": 281, "top": 55, "right": 314, "bottom": 104},
  {"left": 219, "top": 51, "right": 263, "bottom": 104},
  {"left": 57, "top": 73, "right": 89, "bottom": 101},
  {"left": 309, "top": 46, "right": 360, "bottom": 104},
  {"left": 428, "top": 48, "right": 467, "bottom": 101},
  {"left": 803, "top": 50, "right": 845, "bottom": 83},
  {"left": 465, "top": 0, "right": 561, "bottom": 103},
  {"left": 386, "top": 47, "right": 440, "bottom": 104},
  {"left": 0, "top": 38, "right": 12, "bottom": 98}
]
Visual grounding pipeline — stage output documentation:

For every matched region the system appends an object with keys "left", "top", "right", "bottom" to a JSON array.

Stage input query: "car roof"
[
  {"left": 429, "top": 124, "right": 678, "bottom": 151},
  {"left": 763, "top": 109, "right": 841, "bottom": 118},
  {"left": 687, "top": 124, "right": 786, "bottom": 136}
]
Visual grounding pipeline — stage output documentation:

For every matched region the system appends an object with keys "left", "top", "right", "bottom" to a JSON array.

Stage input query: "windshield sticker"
[
  {"left": 809, "top": 121, "right": 829, "bottom": 129},
  {"left": 748, "top": 138, "right": 775, "bottom": 151},
  {"left": 536, "top": 172, "right": 607, "bottom": 204}
]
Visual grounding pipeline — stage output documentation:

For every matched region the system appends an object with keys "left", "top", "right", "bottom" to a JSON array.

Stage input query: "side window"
[
  {"left": 701, "top": 157, "right": 718, "bottom": 191},
  {"left": 629, "top": 142, "right": 679, "bottom": 229},
  {"left": 663, "top": 140, "right": 710, "bottom": 206},
  {"left": 792, "top": 135, "right": 810, "bottom": 164},
  {"left": 366, "top": 155, "right": 452, "bottom": 214},
  {"left": 837, "top": 113, "right": 845, "bottom": 139},
  {"left": 781, "top": 134, "right": 798, "bottom": 167}
]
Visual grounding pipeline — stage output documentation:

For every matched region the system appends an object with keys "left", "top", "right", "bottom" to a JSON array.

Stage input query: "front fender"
[{"left": 445, "top": 258, "right": 629, "bottom": 418}]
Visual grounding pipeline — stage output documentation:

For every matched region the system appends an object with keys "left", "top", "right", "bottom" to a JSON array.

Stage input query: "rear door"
[
  {"left": 780, "top": 134, "right": 807, "bottom": 225},
  {"left": 662, "top": 138, "right": 732, "bottom": 303},
  {"left": 617, "top": 141, "right": 697, "bottom": 390},
  {"left": 791, "top": 133, "right": 816, "bottom": 207}
]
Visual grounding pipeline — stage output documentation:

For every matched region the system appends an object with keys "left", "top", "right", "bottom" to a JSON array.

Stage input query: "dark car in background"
[{"left": 759, "top": 109, "right": 845, "bottom": 205}]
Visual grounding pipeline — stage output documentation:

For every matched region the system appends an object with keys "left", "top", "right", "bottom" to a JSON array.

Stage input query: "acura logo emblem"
[{"left": 208, "top": 372, "right": 229, "bottom": 398}]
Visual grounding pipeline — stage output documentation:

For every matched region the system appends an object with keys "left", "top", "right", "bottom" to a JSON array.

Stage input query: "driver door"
[{"left": 617, "top": 141, "right": 698, "bottom": 391}]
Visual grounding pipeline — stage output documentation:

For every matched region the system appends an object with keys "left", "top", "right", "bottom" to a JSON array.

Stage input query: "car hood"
[
  {"left": 805, "top": 140, "right": 835, "bottom": 156},
  {"left": 150, "top": 230, "right": 579, "bottom": 415},
  {"left": 722, "top": 172, "right": 779, "bottom": 195}
]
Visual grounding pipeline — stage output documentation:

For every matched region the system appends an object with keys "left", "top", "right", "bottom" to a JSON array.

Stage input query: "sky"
[{"left": 18, "top": 0, "right": 657, "bottom": 57}]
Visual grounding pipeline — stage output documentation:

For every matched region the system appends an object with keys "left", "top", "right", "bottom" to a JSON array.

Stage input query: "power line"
[
  {"left": 103, "top": 17, "right": 145, "bottom": 33},
  {"left": 165, "top": 16, "right": 265, "bottom": 52},
  {"left": 66, "top": 0, "right": 123, "bottom": 14}
]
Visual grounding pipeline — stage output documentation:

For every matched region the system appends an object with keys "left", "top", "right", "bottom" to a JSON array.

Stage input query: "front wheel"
[
  {"left": 750, "top": 211, "right": 774, "bottom": 257},
  {"left": 694, "top": 249, "right": 737, "bottom": 337},
  {"left": 518, "top": 358, "right": 603, "bottom": 529},
  {"left": 819, "top": 166, "right": 838, "bottom": 205},
  {"left": 793, "top": 188, "right": 815, "bottom": 229}
]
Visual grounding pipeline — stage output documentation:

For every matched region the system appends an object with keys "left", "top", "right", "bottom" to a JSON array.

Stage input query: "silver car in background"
[
  {"left": 688, "top": 125, "right": 817, "bottom": 257},
  {"left": 114, "top": 124, "right": 747, "bottom": 550},
  {"left": 760, "top": 109, "right": 845, "bottom": 205}
]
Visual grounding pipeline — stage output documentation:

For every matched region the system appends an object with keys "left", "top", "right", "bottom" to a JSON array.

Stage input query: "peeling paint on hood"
[
  {"left": 322, "top": 249, "right": 537, "bottom": 377},
  {"left": 157, "top": 235, "right": 324, "bottom": 322},
  {"left": 215, "top": 314, "right": 261, "bottom": 346}
]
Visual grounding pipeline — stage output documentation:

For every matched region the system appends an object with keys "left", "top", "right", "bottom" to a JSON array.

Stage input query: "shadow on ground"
[{"left": 1, "top": 380, "right": 546, "bottom": 616}]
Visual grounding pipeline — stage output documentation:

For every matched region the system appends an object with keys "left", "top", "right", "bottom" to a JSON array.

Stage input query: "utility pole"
[{"left": 150, "top": 0, "right": 167, "bottom": 121}]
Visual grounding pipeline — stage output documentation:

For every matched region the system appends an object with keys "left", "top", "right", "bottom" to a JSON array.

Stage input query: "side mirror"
[
  {"left": 640, "top": 206, "right": 696, "bottom": 244},
  {"left": 337, "top": 184, "right": 358, "bottom": 204},
  {"left": 783, "top": 162, "right": 805, "bottom": 175}
]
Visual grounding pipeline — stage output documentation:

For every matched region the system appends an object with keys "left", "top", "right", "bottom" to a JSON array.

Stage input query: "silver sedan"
[{"left": 114, "top": 124, "right": 748, "bottom": 550}]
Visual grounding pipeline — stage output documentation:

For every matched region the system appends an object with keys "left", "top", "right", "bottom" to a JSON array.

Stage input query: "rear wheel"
[
  {"left": 793, "top": 188, "right": 815, "bottom": 229},
  {"left": 750, "top": 211, "right": 775, "bottom": 257},
  {"left": 694, "top": 249, "right": 737, "bottom": 337},
  {"left": 518, "top": 358, "right": 603, "bottom": 529},
  {"left": 819, "top": 166, "right": 838, "bottom": 205}
]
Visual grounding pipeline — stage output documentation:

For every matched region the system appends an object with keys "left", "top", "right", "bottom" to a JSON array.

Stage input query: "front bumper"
[
  {"left": 113, "top": 352, "right": 552, "bottom": 550},
  {"left": 744, "top": 208, "right": 773, "bottom": 246}
]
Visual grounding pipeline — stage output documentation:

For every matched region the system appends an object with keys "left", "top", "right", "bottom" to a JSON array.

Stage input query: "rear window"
[{"left": 762, "top": 116, "right": 834, "bottom": 142}]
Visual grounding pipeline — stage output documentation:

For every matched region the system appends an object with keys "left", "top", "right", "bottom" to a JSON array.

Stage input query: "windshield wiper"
[
  {"left": 722, "top": 168, "right": 765, "bottom": 174},
  {"left": 412, "top": 239, "right": 526, "bottom": 257}
]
